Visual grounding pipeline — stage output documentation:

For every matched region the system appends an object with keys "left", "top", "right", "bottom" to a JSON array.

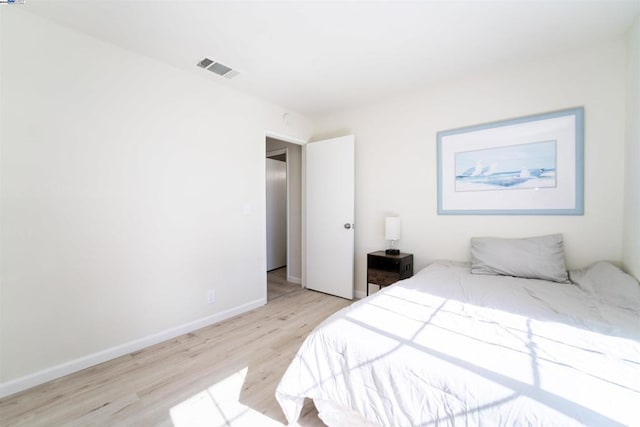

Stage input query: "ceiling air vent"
[{"left": 196, "top": 57, "right": 239, "bottom": 79}]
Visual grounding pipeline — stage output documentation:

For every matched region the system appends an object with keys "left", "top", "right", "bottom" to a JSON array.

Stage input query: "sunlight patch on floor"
[{"left": 170, "top": 367, "right": 283, "bottom": 427}]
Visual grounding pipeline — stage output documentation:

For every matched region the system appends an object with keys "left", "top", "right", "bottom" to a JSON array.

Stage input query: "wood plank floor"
[{"left": 0, "top": 269, "right": 352, "bottom": 426}]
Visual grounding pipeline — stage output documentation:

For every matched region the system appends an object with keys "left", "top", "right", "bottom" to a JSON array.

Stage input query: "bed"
[{"left": 276, "top": 241, "right": 640, "bottom": 426}]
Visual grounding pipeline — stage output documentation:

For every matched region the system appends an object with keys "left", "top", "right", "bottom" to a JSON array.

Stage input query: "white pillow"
[
  {"left": 471, "top": 234, "right": 569, "bottom": 283},
  {"left": 569, "top": 261, "right": 640, "bottom": 310}
]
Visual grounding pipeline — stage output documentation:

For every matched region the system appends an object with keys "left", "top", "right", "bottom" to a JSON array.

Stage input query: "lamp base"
[{"left": 385, "top": 249, "right": 400, "bottom": 255}]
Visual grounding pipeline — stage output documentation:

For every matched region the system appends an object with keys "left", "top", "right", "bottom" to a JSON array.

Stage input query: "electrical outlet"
[{"left": 207, "top": 290, "right": 216, "bottom": 304}]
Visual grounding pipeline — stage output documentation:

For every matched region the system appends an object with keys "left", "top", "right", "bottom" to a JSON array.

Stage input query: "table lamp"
[{"left": 385, "top": 216, "right": 401, "bottom": 255}]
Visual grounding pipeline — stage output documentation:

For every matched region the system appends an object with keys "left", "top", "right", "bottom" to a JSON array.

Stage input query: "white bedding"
[{"left": 276, "top": 261, "right": 640, "bottom": 426}]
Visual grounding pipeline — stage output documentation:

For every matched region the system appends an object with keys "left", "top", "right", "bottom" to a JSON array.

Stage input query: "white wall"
[
  {"left": 623, "top": 15, "right": 640, "bottom": 279},
  {"left": 313, "top": 40, "right": 628, "bottom": 294},
  {"left": 265, "top": 138, "right": 302, "bottom": 282},
  {"left": 0, "top": 8, "right": 312, "bottom": 390}
]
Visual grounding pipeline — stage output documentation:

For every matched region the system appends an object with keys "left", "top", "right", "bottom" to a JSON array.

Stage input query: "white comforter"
[{"left": 276, "top": 261, "right": 640, "bottom": 426}]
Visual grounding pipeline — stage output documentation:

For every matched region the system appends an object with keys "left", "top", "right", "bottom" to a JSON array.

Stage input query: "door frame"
[{"left": 265, "top": 131, "right": 307, "bottom": 290}]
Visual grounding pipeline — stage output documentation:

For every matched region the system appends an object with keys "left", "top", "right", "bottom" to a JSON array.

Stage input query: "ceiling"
[{"left": 23, "top": 0, "right": 640, "bottom": 118}]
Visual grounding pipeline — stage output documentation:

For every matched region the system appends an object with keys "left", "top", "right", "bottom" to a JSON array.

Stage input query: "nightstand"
[{"left": 366, "top": 251, "right": 413, "bottom": 296}]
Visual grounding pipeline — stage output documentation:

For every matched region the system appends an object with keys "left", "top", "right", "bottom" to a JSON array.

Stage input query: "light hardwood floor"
[{"left": 0, "top": 268, "right": 352, "bottom": 426}]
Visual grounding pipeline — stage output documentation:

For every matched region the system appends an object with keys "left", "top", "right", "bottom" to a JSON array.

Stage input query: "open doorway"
[{"left": 266, "top": 137, "right": 303, "bottom": 302}]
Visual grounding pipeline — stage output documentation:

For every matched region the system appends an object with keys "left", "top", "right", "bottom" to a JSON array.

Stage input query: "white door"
[
  {"left": 304, "top": 135, "right": 354, "bottom": 299},
  {"left": 266, "top": 158, "right": 287, "bottom": 271}
]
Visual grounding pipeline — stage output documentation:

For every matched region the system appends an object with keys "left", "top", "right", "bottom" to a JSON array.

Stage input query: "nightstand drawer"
[{"left": 368, "top": 255, "right": 402, "bottom": 271}]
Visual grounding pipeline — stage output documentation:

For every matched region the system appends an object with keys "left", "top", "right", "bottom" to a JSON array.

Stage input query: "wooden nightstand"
[{"left": 366, "top": 251, "right": 413, "bottom": 296}]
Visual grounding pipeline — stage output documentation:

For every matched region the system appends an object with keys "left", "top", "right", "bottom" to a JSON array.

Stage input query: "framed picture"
[{"left": 437, "top": 107, "right": 584, "bottom": 215}]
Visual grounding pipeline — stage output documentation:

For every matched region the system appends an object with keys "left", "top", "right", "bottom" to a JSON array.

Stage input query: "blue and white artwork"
[{"left": 455, "top": 140, "right": 557, "bottom": 192}]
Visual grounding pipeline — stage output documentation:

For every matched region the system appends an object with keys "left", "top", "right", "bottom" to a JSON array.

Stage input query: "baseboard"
[
  {"left": 0, "top": 297, "right": 266, "bottom": 399},
  {"left": 287, "top": 275, "right": 302, "bottom": 285}
]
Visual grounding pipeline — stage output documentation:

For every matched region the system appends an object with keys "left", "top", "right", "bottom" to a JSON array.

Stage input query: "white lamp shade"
[{"left": 385, "top": 217, "right": 401, "bottom": 241}]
